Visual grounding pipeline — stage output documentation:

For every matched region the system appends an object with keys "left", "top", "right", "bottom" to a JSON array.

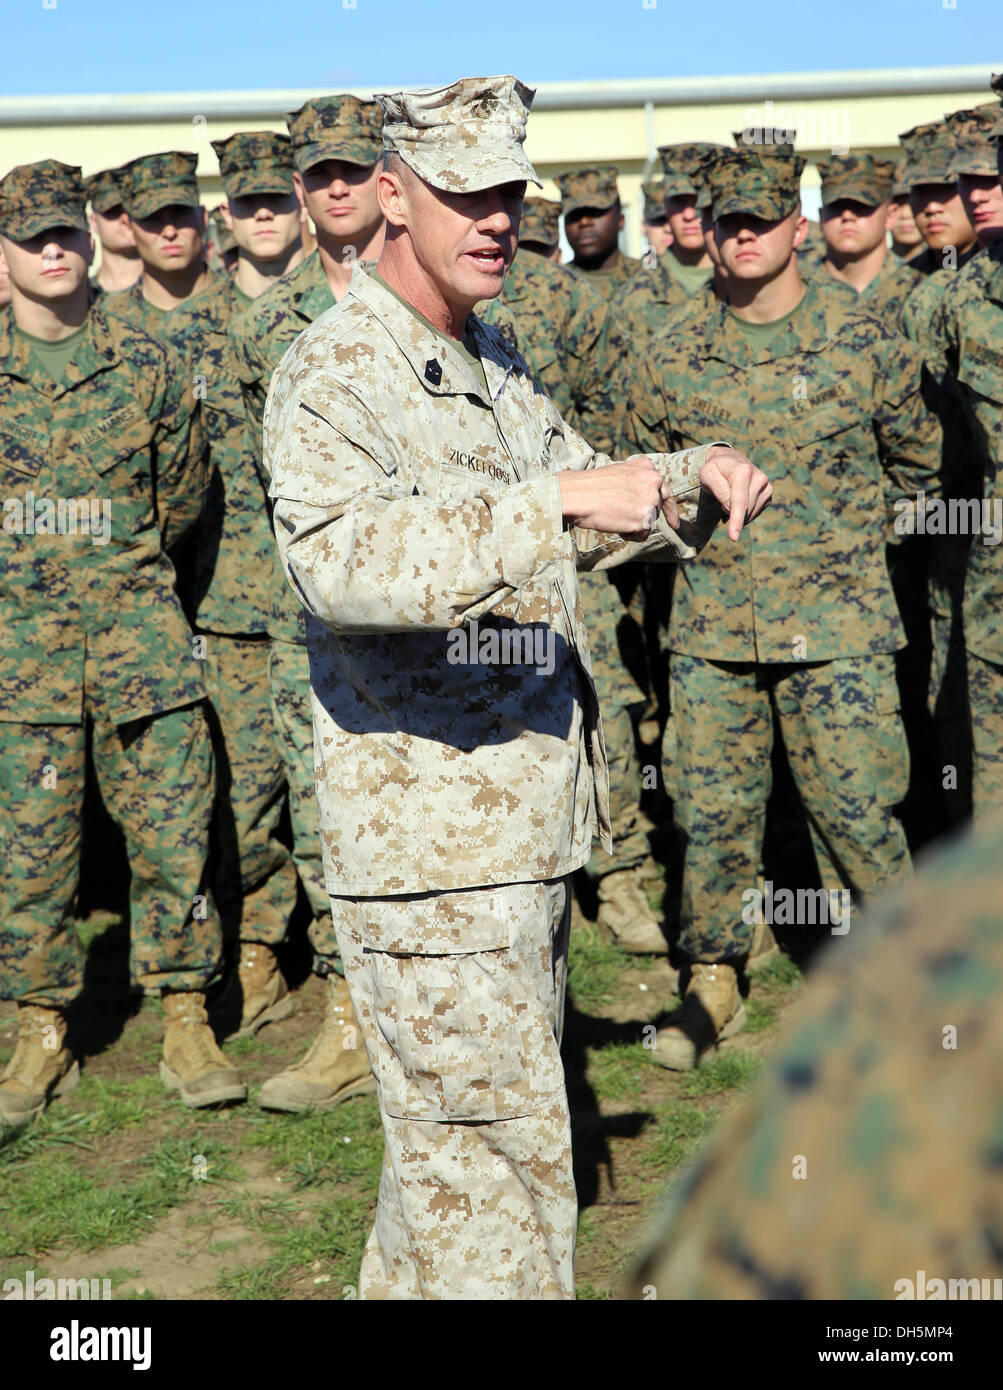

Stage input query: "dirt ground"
[{"left": 0, "top": 889, "right": 806, "bottom": 1301}]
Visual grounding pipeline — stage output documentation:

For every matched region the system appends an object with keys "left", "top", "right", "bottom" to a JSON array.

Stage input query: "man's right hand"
[{"left": 559, "top": 457, "right": 671, "bottom": 542}]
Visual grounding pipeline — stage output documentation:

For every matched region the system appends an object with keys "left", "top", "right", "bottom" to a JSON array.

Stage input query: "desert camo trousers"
[
  {"left": 332, "top": 877, "right": 577, "bottom": 1299},
  {"left": 664, "top": 654, "right": 912, "bottom": 961},
  {"left": 0, "top": 702, "right": 222, "bottom": 1006},
  {"left": 268, "top": 636, "right": 341, "bottom": 972},
  {"left": 201, "top": 634, "right": 298, "bottom": 947},
  {"left": 969, "top": 653, "right": 1003, "bottom": 820}
]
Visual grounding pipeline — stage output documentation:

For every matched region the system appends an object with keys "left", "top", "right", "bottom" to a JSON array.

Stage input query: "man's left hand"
[{"left": 700, "top": 445, "right": 772, "bottom": 542}]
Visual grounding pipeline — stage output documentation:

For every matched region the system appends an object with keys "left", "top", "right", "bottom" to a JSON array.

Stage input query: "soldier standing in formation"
[
  {"left": 107, "top": 152, "right": 211, "bottom": 332},
  {"left": 640, "top": 177, "right": 671, "bottom": 266},
  {"left": 923, "top": 97, "right": 1003, "bottom": 819},
  {"left": 84, "top": 167, "right": 142, "bottom": 295},
  {"left": 813, "top": 154, "right": 923, "bottom": 322},
  {"left": 0, "top": 161, "right": 245, "bottom": 1123},
  {"left": 516, "top": 195, "right": 563, "bottom": 262},
  {"left": 555, "top": 165, "right": 639, "bottom": 299},
  {"left": 623, "top": 147, "right": 941, "bottom": 1070},
  {"left": 166, "top": 131, "right": 305, "bottom": 1045},
  {"left": 230, "top": 93, "right": 387, "bottom": 1112},
  {"left": 478, "top": 185, "right": 668, "bottom": 956}
]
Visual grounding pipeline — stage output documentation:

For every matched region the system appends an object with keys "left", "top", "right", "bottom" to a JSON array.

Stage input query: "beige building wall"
[{"left": 0, "top": 66, "right": 994, "bottom": 256}]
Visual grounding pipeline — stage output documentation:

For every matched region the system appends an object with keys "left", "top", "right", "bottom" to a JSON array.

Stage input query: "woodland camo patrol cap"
[
  {"left": 818, "top": 154, "right": 897, "bottom": 207},
  {"left": 898, "top": 121, "right": 955, "bottom": 186},
  {"left": 554, "top": 165, "right": 619, "bottom": 216},
  {"left": 658, "top": 143, "right": 725, "bottom": 208},
  {"left": 946, "top": 105, "right": 1003, "bottom": 177},
  {"left": 84, "top": 167, "right": 124, "bottom": 215},
  {"left": 0, "top": 160, "right": 89, "bottom": 240},
  {"left": 210, "top": 206, "right": 235, "bottom": 253},
  {"left": 519, "top": 196, "right": 560, "bottom": 245},
  {"left": 706, "top": 148, "right": 805, "bottom": 221},
  {"left": 641, "top": 179, "right": 666, "bottom": 222},
  {"left": 379, "top": 75, "right": 541, "bottom": 195},
  {"left": 212, "top": 131, "right": 296, "bottom": 198},
  {"left": 286, "top": 95, "right": 383, "bottom": 173},
  {"left": 118, "top": 151, "right": 200, "bottom": 219}
]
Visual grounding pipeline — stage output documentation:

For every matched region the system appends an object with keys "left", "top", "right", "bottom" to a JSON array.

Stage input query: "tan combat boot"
[
  {"left": 651, "top": 962, "right": 747, "bottom": 1071},
  {"left": 597, "top": 867, "right": 669, "bottom": 954},
  {"left": 0, "top": 1003, "right": 80, "bottom": 1128},
  {"left": 160, "top": 991, "right": 247, "bottom": 1108},
  {"left": 746, "top": 919, "right": 780, "bottom": 975},
  {"left": 258, "top": 974, "right": 376, "bottom": 1112},
  {"left": 231, "top": 942, "right": 294, "bottom": 1039}
]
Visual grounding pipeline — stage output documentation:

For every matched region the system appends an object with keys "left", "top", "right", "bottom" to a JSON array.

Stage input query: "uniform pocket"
[
  {"left": 859, "top": 654, "right": 910, "bottom": 808},
  {"left": 358, "top": 882, "right": 568, "bottom": 1122}
]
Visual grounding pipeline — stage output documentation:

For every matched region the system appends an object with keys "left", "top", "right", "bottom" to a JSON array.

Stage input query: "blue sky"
[{"left": 4, "top": 0, "right": 1000, "bottom": 95}]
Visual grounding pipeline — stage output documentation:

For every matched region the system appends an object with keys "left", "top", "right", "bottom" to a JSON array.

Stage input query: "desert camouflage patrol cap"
[
  {"left": 211, "top": 131, "right": 296, "bottom": 199},
  {"left": 641, "top": 179, "right": 667, "bottom": 222},
  {"left": 946, "top": 105, "right": 1002, "bottom": 177},
  {"left": 817, "top": 154, "right": 896, "bottom": 207},
  {"left": 519, "top": 195, "right": 560, "bottom": 246},
  {"left": 0, "top": 160, "right": 89, "bottom": 240},
  {"left": 379, "top": 76, "right": 541, "bottom": 195},
  {"left": 286, "top": 94, "right": 383, "bottom": 173},
  {"left": 210, "top": 206, "right": 235, "bottom": 254},
  {"left": 898, "top": 120, "right": 955, "bottom": 187},
  {"left": 555, "top": 165, "right": 619, "bottom": 216},
  {"left": 706, "top": 147, "right": 805, "bottom": 222},
  {"left": 84, "top": 167, "right": 124, "bottom": 215},
  {"left": 118, "top": 151, "right": 200, "bottom": 219},
  {"left": 658, "top": 143, "right": 725, "bottom": 208}
]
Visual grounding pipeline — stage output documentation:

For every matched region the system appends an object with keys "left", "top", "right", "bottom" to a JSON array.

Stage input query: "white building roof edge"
[{"left": 0, "top": 66, "right": 993, "bottom": 125}]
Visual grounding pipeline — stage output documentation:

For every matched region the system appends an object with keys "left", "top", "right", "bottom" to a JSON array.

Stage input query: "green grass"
[
  {"left": 241, "top": 1098, "right": 384, "bottom": 1186},
  {"left": 587, "top": 1042, "right": 648, "bottom": 1103},
  {"left": 753, "top": 954, "right": 803, "bottom": 990},
  {"left": 641, "top": 1102, "right": 718, "bottom": 1170},
  {"left": 679, "top": 1052, "right": 763, "bottom": 1097},
  {"left": 576, "top": 1281, "right": 613, "bottom": 1300},
  {"left": 1, "top": 1159, "right": 175, "bottom": 1254},
  {"left": 0, "top": 1118, "right": 245, "bottom": 1256},
  {"left": 568, "top": 923, "right": 630, "bottom": 1008},
  {"left": 744, "top": 996, "right": 781, "bottom": 1033},
  {"left": 0, "top": 926, "right": 805, "bottom": 1299},
  {"left": 145, "top": 1133, "right": 245, "bottom": 1188},
  {"left": 215, "top": 1193, "right": 373, "bottom": 1299}
]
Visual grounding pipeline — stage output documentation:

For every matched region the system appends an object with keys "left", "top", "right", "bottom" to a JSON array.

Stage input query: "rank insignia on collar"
[{"left": 424, "top": 358, "right": 442, "bottom": 385}]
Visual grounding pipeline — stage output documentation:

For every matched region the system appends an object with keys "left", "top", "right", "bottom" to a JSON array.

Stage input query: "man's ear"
[
  {"left": 791, "top": 211, "right": 808, "bottom": 250},
  {"left": 618, "top": 212, "right": 625, "bottom": 231},
  {"left": 378, "top": 168, "right": 409, "bottom": 227},
  {"left": 219, "top": 199, "right": 233, "bottom": 231},
  {"left": 293, "top": 170, "right": 307, "bottom": 212},
  {"left": 84, "top": 232, "right": 95, "bottom": 269}
]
